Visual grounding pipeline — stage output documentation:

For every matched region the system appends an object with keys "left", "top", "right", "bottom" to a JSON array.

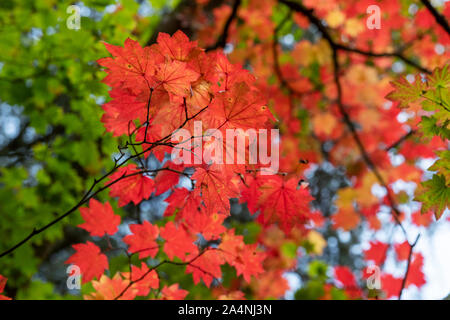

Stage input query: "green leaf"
[
  {"left": 419, "top": 116, "right": 450, "bottom": 140},
  {"left": 429, "top": 150, "right": 450, "bottom": 182},
  {"left": 415, "top": 174, "right": 450, "bottom": 220},
  {"left": 281, "top": 241, "right": 297, "bottom": 259},
  {"left": 386, "top": 75, "right": 425, "bottom": 108}
]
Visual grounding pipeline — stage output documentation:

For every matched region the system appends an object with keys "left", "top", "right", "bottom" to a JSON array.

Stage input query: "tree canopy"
[{"left": 0, "top": 0, "right": 449, "bottom": 300}]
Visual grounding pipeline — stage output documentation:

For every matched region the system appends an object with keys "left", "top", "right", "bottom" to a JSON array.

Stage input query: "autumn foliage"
[{"left": 0, "top": 0, "right": 449, "bottom": 301}]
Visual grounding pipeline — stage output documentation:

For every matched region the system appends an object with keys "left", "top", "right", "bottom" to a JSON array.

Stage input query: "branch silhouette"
[
  {"left": 206, "top": 0, "right": 242, "bottom": 52},
  {"left": 0, "top": 92, "right": 209, "bottom": 258},
  {"left": 279, "top": 0, "right": 432, "bottom": 74},
  {"left": 398, "top": 234, "right": 421, "bottom": 299},
  {"left": 420, "top": 0, "right": 450, "bottom": 36},
  {"left": 279, "top": 0, "right": 417, "bottom": 238},
  {"left": 114, "top": 249, "right": 213, "bottom": 300}
]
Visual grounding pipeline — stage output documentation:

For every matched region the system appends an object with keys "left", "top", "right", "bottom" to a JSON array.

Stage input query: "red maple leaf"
[
  {"left": 160, "top": 283, "right": 188, "bottom": 300},
  {"left": 219, "top": 230, "right": 246, "bottom": 266},
  {"left": 164, "top": 188, "right": 196, "bottom": 217},
  {"left": 101, "top": 88, "right": 147, "bottom": 137},
  {"left": 183, "top": 210, "right": 227, "bottom": 241},
  {"left": 134, "top": 122, "right": 170, "bottom": 161},
  {"left": 78, "top": 199, "right": 121, "bottom": 237},
  {"left": 160, "top": 221, "right": 198, "bottom": 260},
  {"left": 219, "top": 230, "right": 265, "bottom": 283},
  {"left": 203, "top": 82, "right": 273, "bottom": 131},
  {"left": 98, "top": 38, "right": 163, "bottom": 95},
  {"left": 191, "top": 164, "right": 240, "bottom": 215},
  {"left": 334, "top": 266, "right": 357, "bottom": 288},
  {"left": 405, "top": 253, "right": 426, "bottom": 288},
  {"left": 123, "top": 221, "right": 160, "bottom": 259},
  {"left": 154, "top": 161, "right": 184, "bottom": 196},
  {"left": 85, "top": 273, "right": 137, "bottom": 300},
  {"left": 394, "top": 241, "right": 410, "bottom": 261},
  {"left": 65, "top": 241, "right": 108, "bottom": 284},
  {"left": 233, "top": 244, "right": 266, "bottom": 283},
  {"left": 257, "top": 176, "right": 313, "bottom": 231},
  {"left": 156, "top": 30, "right": 199, "bottom": 61},
  {"left": 213, "top": 52, "right": 255, "bottom": 92},
  {"left": 153, "top": 60, "right": 199, "bottom": 100},
  {"left": 108, "top": 164, "right": 155, "bottom": 207},
  {"left": 411, "top": 210, "right": 434, "bottom": 227},
  {"left": 185, "top": 249, "right": 224, "bottom": 287},
  {"left": 122, "top": 263, "right": 159, "bottom": 296},
  {"left": 364, "top": 241, "right": 389, "bottom": 266},
  {"left": 381, "top": 273, "right": 403, "bottom": 299},
  {"left": 0, "top": 275, "right": 11, "bottom": 300},
  {"left": 239, "top": 173, "right": 263, "bottom": 214}
]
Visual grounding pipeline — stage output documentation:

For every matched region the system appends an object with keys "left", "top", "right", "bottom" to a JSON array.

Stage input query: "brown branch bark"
[{"left": 398, "top": 234, "right": 421, "bottom": 299}]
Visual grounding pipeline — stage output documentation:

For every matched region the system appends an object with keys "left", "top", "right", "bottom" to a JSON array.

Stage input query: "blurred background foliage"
[
  {"left": 0, "top": 0, "right": 274, "bottom": 301},
  {"left": 0, "top": 0, "right": 184, "bottom": 299}
]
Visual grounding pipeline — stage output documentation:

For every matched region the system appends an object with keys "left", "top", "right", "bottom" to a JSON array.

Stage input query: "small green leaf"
[
  {"left": 415, "top": 174, "right": 450, "bottom": 220},
  {"left": 386, "top": 75, "right": 425, "bottom": 108}
]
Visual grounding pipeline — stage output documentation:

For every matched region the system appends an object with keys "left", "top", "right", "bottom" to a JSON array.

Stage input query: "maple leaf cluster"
[
  {"left": 2, "top": 0, "right": 450, "bottom": 302},
  {"left": 192, "top": 0, "right": 449, "bottom": 300},
  {"left": 63, "top": 31, "right": 313, "bottom": 300}
]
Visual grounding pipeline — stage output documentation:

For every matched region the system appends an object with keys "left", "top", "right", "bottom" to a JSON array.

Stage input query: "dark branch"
[
  {"left": 279, "top": 0, "right": 411, "bottom": 236},
  {"left": 114, "top": 249, "right": 212, "bottom": 300},
  {"left": 205, "top": 0, "right": 242, "bottom": 51},
  {"left": 386, "top": 130, "right": 416, "bottom": 151},
  {"left": 279, "top": 0, "right": 432, "bottom": 74},
  {"left": 420, "top": 0, "right": 450, "bottom": 36},
  {"left": 398, "top": 234, "right": 421, "bottom": 299},
  {"left": 0, "top": 101, "right": 209, "bottom": 259},
  {"left": 272, "top": 13, "right": 305, "bottom": 97}
]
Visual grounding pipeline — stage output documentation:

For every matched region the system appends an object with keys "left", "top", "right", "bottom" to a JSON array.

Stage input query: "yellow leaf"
[
  {"left": 344, "top": 18, "right": 364, "bottom": 37},
  {"left": 307, "top": 230, "right": 327, "bottom": 255},
  {"left": 326, "top": 10, "right": 345, "bottom": 28}
]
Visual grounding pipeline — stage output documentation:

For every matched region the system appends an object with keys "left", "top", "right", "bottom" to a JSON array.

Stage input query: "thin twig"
[
  {"left": 0, "top": 101, "right": 209, "bottom": 258},
  {"left": 205, "top": 0, "right": 242, "bottom": 51},
  {"left": 398, "top": 234, "right": 421, "bottom": 299},
  {"left": 114, "top": 249, "right": 212, "bottom": 300},
  {"left": 386, "top": 130, "right": 416, "bottom": 151},
  {"left": 420, "top": 0, "right": 450, "bottom": 36}
]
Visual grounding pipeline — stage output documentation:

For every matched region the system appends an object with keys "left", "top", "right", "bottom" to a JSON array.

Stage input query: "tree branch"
[
  {"left": 0, "top": 101, "right": 209, "bottom": 259},
  {"left": 398, "top": 234, "right": 421, "bottom": 300},
  {"left": 205, "top": 0, "right": 242, "bottom": 51},
  {"left": 272, "top": 13, "right": 306, "bottom": 97},
  {"left": 114, "top": 249, "right": 212, "bottom": 300},
  {"left": 386, "top": 130, "right": 416, "bottom": 151},
  {"left": 279, "top": 0, "right": 431, "bottom": 74},
  {"left": 279, "top": 0, "right": 411, "bottom": 236},
  {"left": 420, "top": 0, "right": 450, "bottom": 36}
]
